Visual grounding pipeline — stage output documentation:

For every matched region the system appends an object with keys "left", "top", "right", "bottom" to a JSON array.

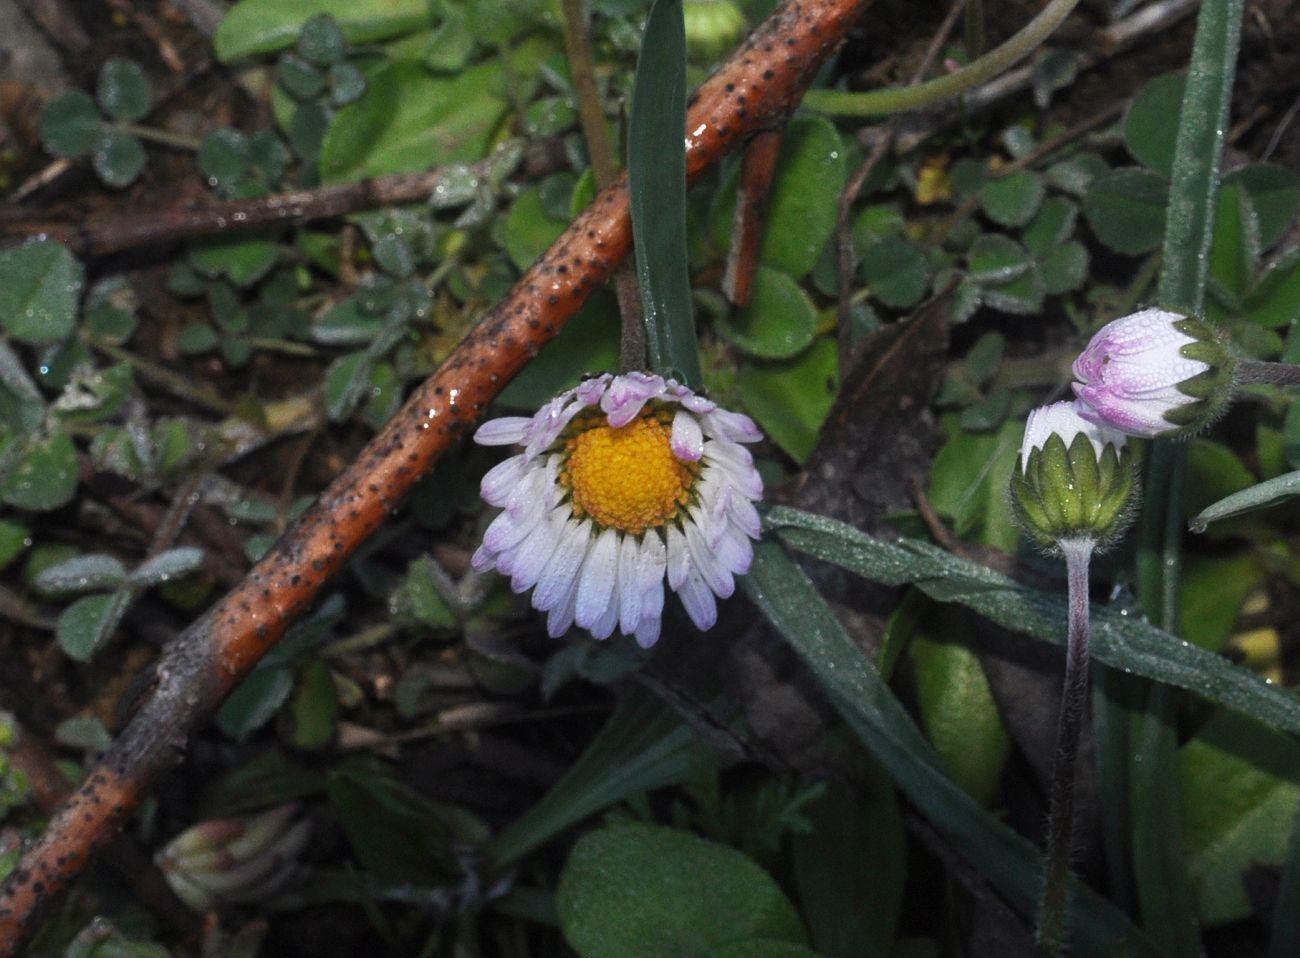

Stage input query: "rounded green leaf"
[
  {"left": 966, "top": 234, "right": 1029, "bottom": 284},
  {"left": 980, "top": 171, "right": 1045, "bottom": 227},
  {"left": 277, "top": 54, "right": 327, "bottom": 100},
  {"left": 298, "top": 13, "right": 347, "bottom": 66},
  {"left": 1244, "top": 249, "right": 1300, "bottom": 328},
  {"left": 1124, "top": 73, "right": 1184, "bottom": 177},
  {"left": 40, "top": 91, "right": 100, "bottom": 158},
  {"left": 713, "top": 945, "right": 822, "bottom": 958},
  {"left": 92, "top": 130, "right": 146, "bottom": 188},
  {"left": 189, "top": 237, "right": 280, "bottom": 287},
  {"left": 1083, "top": 167, "right": 1168, "bottom": 255},
  {"left": 0, "top": 239, "right": 84, "bottom": 344},
  {"left": 558, "top": 823, "right": 806, "bottom": 958},
  {"left": 96, "top": 58, "right": 151, "bottom": 121},
  {"left": 57, "top": 591, "right": 130, "bottom": 661},
  {"left": 716, "top": 266, "right": 816, "bottom": 359},
  {"left": 736, "top": 337, "right": 838, "bottom": 464},
  {"left": 860, "top": 236, "right": 929, "bottom": 309},
  {"left": 34, "top": 554, "right": 128, "bottom": 595},
  {"left": 1039, "top": 241, "right": 1089, "bottom": 295},
  {"left": 1021, "top": 197, "right": 1078, "bottom": 258},
  {"left": 198, "top": 128, "right": 251, "bottom": 190}
]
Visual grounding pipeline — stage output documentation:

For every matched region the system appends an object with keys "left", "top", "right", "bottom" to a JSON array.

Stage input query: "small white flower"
[
  {"left": 472, "top": 372, "right": 764, "bottom": 647},
  {"left": 1019, "top": 401, "right": 1126, "bottom": 468}
]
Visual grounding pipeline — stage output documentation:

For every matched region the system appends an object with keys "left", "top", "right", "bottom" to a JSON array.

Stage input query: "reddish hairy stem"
[
  {"left": 0, "top": 0, "right": 867, "bottom": 949},
  {"left": 723, "top": 128, "right": 784, "bottom": 307}
]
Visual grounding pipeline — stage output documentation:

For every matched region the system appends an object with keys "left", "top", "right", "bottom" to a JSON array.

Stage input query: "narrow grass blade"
[
  {"left": 628, "top": 0, "right": 701, "bottom": 384},
  {"left": 764, "top": 506, "right": 1300, "bottom": 735},
  {"left": 744, "top": 538, "right": 1159, "bottom": 956},
  {"left": 1189, "top": 469, "right": 1300, "bottom": 532}
]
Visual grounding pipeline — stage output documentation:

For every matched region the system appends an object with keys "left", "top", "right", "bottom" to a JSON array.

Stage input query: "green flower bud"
[{"left": 1011, "top": 401, "right": 1138, "bottom": 550}]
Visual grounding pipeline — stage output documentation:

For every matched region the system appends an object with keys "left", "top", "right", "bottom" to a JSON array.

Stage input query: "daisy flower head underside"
[{"left": 472, "top": 372, "right": 764, "bottom": 648}]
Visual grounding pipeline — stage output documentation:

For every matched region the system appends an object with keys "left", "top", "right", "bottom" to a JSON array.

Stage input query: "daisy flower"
[{"left": 471, "top": 371, "right": 764, "bottom": 647}]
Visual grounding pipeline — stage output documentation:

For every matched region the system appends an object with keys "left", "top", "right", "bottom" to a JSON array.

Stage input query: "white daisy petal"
[
  {"left": 670, "top": 410, "right": 704, "bottom": 462},
  {"left": 481, "top": 454, "right": 527, "bottom": 504},
  {"left": 714, "top": 527, "right": 754, "bottom": 576},
  {"left": 666, "top": 526, "right": 690, "bottom": 590},
  {"left": 686, "top": 517, "right": 733, "bottom": 599},
  {"left": 575, "top": 528, "right": 619, "bottom": 630},
  {"left": 676, "top": 566, "right": 718, "bottom": 631},
  {"left": 637, "top": 531, "right": 668, "bottom": 593},
  {"left": 727, "top": 493, "right": 762, "bottom": 540},
  {"left": 618, "top": 533, "right": 643, "bottom": 636},
  {"left": 634, "top": 614, "right": 662, "bottom": 648},
  {"left": 474, "top": 417, "right": 531, "bottom": 445},
  {"left": 534, "top": 518, "right": 591, "bottom": 611}
]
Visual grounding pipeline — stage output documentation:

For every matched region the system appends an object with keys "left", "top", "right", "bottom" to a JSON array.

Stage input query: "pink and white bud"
[{"left": 1071, "top": 308, "right": 1234, "bottom": 438}]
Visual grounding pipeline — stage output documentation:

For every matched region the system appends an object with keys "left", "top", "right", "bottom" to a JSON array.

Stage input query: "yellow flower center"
[{"left": 560, "top": 408, "right": 697, "bottom": 535}]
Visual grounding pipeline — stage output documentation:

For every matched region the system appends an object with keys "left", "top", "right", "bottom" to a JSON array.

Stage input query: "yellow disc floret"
[{"left": 560, "top": 409, "right": 696, "bottom": 535}]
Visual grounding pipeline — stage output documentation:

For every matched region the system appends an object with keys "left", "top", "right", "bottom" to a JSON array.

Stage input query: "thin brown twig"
[
  {"left": 0, "top": 3, "right": 868, "bottom": 948},
  {"left": 2, "top": 140, "right": 568, "bottom": 258}
]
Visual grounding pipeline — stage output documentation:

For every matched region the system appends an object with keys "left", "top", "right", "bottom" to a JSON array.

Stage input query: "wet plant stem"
[
  {"left": 1237, "top": 360, "right": 1300, "bottom": 387},
  {"left": 804, "top": 0, "right": 1082, "bottom": 116},
  {"left": 1036, "top": 536, "right": 1094, "bottom": 956},
  {"left": 117, "top": 123, "right": 203, "bottom": 151}
]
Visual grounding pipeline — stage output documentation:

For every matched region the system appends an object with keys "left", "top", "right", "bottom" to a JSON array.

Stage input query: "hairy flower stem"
[
  {"left": 1036, "top": 536, "right": 1094, "bottom": 956},
  {"left": 1236, "top": 359, "right": 1300, "bottom": 387}
]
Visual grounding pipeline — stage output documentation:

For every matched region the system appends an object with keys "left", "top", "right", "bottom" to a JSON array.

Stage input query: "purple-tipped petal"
[
  {"left": 574, "top": 528, "right": 619, "bottom": 630},
  {"left": 481, "top": 455, "right": 527, "bottom": 504},
  {"left": 676, "top": 566, "right": 718, "bottom": 631},
  {"left": 670, "top": 410, "right": 705, "bottom": 462},
  {"left": 601, "top": 372, "right": 666, "bottom": 427}
]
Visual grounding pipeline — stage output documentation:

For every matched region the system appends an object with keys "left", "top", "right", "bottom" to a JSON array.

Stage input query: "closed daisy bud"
[
  {"left": 1010, "top": 401, "right": 1137, "bottom": 551},
  {"left": 472, "top": 372, "right": 764, "bottom": 648},
  {"left": 1071, "top": 308, "right": 1235, "bottom": 438}
]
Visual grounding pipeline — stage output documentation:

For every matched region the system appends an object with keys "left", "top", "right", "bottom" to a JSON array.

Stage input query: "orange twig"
[{"left": 0, "top": 0, "right": 868, "bottom": 950}]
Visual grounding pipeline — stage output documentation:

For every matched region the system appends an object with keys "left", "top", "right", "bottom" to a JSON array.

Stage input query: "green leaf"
[
  {"left": 40, "top": 91, "right": 101, "bottom": 158},
  {"left": 131, "top": 547, "right": 206, "bottom": 587},
  {"left": 980, "top": 171, "right": 1045, "bottom": 228},
  {"left": 0, "top": 426, "right": 78, "bottom": 511},
  {"left": 1039, "top": 241, "right": 1089, "bottom": 295},
  {"left": 557, "top": 822, "right": 806, "bottom": 958},
  {"left": 328, "top": 762, "right": 470, "bottom": 883},
  {"left": 218, "top": 664, "right": 296, "bottom": 740},
  {"left": 92, "top": 129, "right": 146, "bottom": 188},
  {"left": 736, "top": 337, "right": 838, "bottom": 464},
  {"left": 57, "top": 590, "right": 132, "bottom": 661},
  {"left": 716, "top": 266, "right": 817, "bottom": 359},
  {"left": 1243, "top": 249, "right": 1300, "bottom": 329},
  {"left": 0, "top": 519, "right": 28, "bottom": 572},
  {"left": 1021, "top": 196, "right": 1078, "bottom": 258},
  {"left": 763, "top": 507, "right": 1300, "bottom": 735},
  {"left": 320, "top": 58, "right": 511, "bottom": 183},
  {"left": 323, "top": 350, "right": 374, "bottom": 422},
  {"left": 1189, "top": 468, "right": 1300, "bottom": 532},
  {"left": 743, "top": 538, "right": 1158, "bottom": 956},
  {"left": 288, "top": 658, "right": 338, "bottom": 748},
  {"left": 0, "top": 240, "right": 84, "bottom": 345},
  {"left": 96, "top": 58, "right": 151, "bottom": 121},
  {"left": 33, "top": 554, "right": 128, "bottom": 595},
  {"left": 792, "top": 779, "right": 904, "bottom": 958},
  {"left": 749, "top": 116, "right": 846, "bottom": 278},
  {"left": 966, "top": 234, "right": 1029, "bottom": 284},
  {"left": 54, "top": 715, "right": 113, "bottom": 752},
  {"left": 1209, "top": 181, "right": 1260, "bottom": 299},
  {"left": 497, "top": 187, "right": 568, "bottom": 273},
  {"left": 1084, "top": 168, "right": 1168, "bottom": 256},
  {"left": 215, "top": 0, "right": 433, "bottom": 61},
  {"left": 926, "top": 421, "right": 1020, "bottom": 551},
  {"left": 860, "top": 236, "right": 929, "bottom": 309},
  {"left": 629, "top": 0, "right": 699, "bottom": 384},
  {"left": 1223, "top": 164, "right": 1300, "bottom": 251},
  {"left": 1181, "top": 712, "right": 1300, "bottom": 926},
  {"left": 911, "top": 609, "right": 1011, "bottom": 806},
  {"left": 1124, "top": 73, "right": 1184, "bottom": 177},
  {"left": 497, "top": 291, "right": 620, "bottom": 409},
  {"left": 1178, "top": 555, "right": 1262, "bottom": 652},
  {"left": 1185, "top": 438, "right": 1255, "bottom": 525},
  {"left": 489, "top": 687, "right": 702, "bottom": 867},
  {"left": 298, "top": 13, "right": 347, "bottom": 66},
  {"left": 190, "top": 237, "right": 279, "bottom": 287}
]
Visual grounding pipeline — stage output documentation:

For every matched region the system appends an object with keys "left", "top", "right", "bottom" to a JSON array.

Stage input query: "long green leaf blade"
[
  {"left": 627, "top": 0, "right": 701, "bottom": 384},
  {"left": 744, "top": 538, "right": 1159, "bottom": 956},
  {"left": 764, "top": 506, "right": 1300, "bottom": 735}
]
